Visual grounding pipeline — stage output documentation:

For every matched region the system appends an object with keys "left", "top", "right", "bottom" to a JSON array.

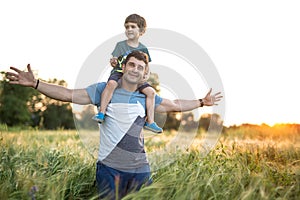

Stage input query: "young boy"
[{"left": 92, "top": 14, "right": 163, "bottom": 133}]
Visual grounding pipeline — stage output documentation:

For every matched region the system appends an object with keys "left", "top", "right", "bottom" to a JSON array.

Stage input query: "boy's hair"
[
  {"left": 124, "top": 14, "right": 147, "bottom": 34},
  {"left": 124, "top": 51, "right": 149, "bottom": 73}
]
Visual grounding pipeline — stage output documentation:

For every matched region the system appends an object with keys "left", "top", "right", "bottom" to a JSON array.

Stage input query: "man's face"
[
  {"left": 124, "top": 22, "right": 141, "bottom": 40},
  {"left": 122, "top": 57, "right": 146, "bottom": 84}
]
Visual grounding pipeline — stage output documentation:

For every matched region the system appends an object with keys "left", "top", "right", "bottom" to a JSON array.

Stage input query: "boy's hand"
[{"left": 110, "top": 57, "right": 118, "bottom": 68}]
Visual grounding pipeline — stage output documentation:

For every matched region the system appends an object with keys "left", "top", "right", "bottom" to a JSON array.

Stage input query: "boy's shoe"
[
  {"left": 92, "top": 112, "right": 105, "bottom": 123},
  {"left": 144, "top": 122, "right": 163, "bottom": 134}
]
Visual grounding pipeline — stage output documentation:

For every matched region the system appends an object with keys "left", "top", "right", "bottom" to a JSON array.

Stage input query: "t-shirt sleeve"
[
  {"left": 86, "top": 82, "right": 107, "bottom": 106},
  {"left": 111, "top": 42, "right": 122, "bottom": 57},
  {"left": 138, "top": 43, "right": 152, "bottom": 62},
  {"left": 143, "top": 48, "right": 152, "bottom": 62},
  {"left": 154, "top": 94, "right": 163, "bottom": 107}
]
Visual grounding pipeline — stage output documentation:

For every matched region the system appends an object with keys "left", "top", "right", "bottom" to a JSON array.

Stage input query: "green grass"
[
  {"left": 0, "top": 128, "right": 299, "bottom": 199},
  {"left": 0, "top": 130, "right": 97, "bottom": 199},
  {"left": 128, "top": 140, "right": 300, "bottom": 200}
]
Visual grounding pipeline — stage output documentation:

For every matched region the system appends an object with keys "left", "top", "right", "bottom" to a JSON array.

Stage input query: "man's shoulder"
[
  {"left": 113, "top": 88, "right": 162, "bottom": 106},
  {"left": 86, "top": 82, "right": 107, "bottom": 95},
  {"left": 90, "top": 82, "right": 107, "bottom": 89},
  {"left": 85, "top": 82, "right": 107, "bottom": 105}
]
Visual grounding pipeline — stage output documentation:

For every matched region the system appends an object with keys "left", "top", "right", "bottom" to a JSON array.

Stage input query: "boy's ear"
[{"left": 139, "top": 29, "right": 145, "bottom": 36}]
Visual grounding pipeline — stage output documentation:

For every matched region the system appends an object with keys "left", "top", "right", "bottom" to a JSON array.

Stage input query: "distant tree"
[
  {"left": 0, "top": 73, "right": 75, "bottom": 129},
  {"left": 198, "top": 113, "right": 223, "bottom": 133},
  {"left": 75, "top": 105, "right": 98, "bottom": 130},
  {"left": 42, "top": 103, "right": 75, "bottom": 129},
  {"left": 39, "top": 79, "right": 75, "bottom": 129},
  {"left": 163, "top": 112, "right": 181, "bottom": 131},
  {"left": 181, "top": 112, "right": 198, "bottom": 132},
  {"left": 0, "top": 72, "right": 39, "bottom": 126}
]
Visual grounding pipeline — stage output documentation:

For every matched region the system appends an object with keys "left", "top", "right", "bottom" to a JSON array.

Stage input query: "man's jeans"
[{"left": 96, "top": 162, "right": 152, "bottom": 199}]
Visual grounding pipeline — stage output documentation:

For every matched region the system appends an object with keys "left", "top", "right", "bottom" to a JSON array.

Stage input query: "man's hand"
[
  {"left": 6, "top": 64, "right": 37, "bottom": 88},
  {"left": 202, "top": 88, "right": 223, "bottom": 106}
]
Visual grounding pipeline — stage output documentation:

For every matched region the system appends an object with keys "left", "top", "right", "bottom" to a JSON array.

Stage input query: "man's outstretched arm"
[
  {"left": 6, "top": 64, "right": 91, "bottom": 105},
  {"left": 155, "top": 88, "right": 223, "bottom": 113}
]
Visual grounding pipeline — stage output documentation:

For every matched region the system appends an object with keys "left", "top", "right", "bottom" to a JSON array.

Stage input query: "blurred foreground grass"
[{"left": 0, "top": 128, "right": 299, "bottom": 199}]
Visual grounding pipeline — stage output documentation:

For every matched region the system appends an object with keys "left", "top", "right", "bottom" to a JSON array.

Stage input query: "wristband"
[
  {"left": 35, "top": 79, "right": 39, "bottom": 89},
  {"left": 199, "top": 98, "right": 204, "bottom": 107}
]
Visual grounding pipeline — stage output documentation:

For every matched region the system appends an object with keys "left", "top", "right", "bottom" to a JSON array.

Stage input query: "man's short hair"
[
  {"left": 124, "top": 51, "right": 148, "bottom": 65},
  {"left": 123, "top": 51, "right": 149, "bottom": 75}
]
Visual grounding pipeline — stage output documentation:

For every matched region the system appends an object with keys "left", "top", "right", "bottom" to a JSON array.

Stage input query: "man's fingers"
[
  {"left": 27, "top": 64, "right": 32, "bottom": 73},
  {"left": 207, "top": 88, "right": 212, "bottom": 94},
  {"left": 9, "top": 81, "right": 18, "bottom": 85},
  {"left": 6, "top": 72, "right": 15, "bottom": 76},
  {"left": 6, "top": 72, "right": 18, "bottom": 79},
  {"left": 10, "top": 66, "right": 21, "bottom": 73},
  {"left": 213, "top": 92, "right": 223, "bottom": 99}
]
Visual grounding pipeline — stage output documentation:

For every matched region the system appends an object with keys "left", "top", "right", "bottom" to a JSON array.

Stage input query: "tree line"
[{"left": 0, "top": 72, "right": 74, "bottom": 129}]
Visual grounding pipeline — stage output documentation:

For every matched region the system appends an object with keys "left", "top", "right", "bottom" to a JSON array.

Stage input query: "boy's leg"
[
  {"left": 93, "top": 72, "right": 121, "bottom": 123},
  {"left": 140, "top": 85, "right": 163, "bottom": 133},
  {"left": 99, "top": 80, "right": 118, "bottom": 114},
  {"left": 142, "top": 87, "right": 155, "bottom": 124}
]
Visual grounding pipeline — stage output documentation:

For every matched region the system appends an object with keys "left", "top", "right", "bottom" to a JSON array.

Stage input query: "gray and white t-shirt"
[{"left": 86, "top": 82, "right": 162, "bottom": 172}]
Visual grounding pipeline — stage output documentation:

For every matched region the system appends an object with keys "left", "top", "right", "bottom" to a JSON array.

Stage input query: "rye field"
[{"left": 0, "top": 124, "right": 299, "bottom": 200}]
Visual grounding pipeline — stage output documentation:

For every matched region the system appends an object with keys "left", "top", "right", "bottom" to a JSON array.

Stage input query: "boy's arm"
[
  {"left": 155, "top": 88, "right": 223, "bottom": 113},
  {"left": 111, "top": 42, "right": 122, "bottom": 67},
  {"left": 6, "top": 64, "right": 92, "bottom": 105}
]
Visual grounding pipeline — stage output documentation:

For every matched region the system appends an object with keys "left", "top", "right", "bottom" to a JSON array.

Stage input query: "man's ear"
[{"left": 122, "top": 64, "right": 125, "bottom": 72}]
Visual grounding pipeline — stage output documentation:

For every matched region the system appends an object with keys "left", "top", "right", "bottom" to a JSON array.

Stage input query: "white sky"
[{"left": 1, "top": 0, "right": 299, "bottom": 126}]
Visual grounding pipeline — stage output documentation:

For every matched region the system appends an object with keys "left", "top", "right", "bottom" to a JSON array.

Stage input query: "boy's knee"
[
  {"left": 147, "top": 88, "right": 156, "bottom": 97},
  {"left": 106, "top": 80, "right": 118, "bottom": 89}
]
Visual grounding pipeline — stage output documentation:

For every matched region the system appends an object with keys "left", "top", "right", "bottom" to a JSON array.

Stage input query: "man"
[{"left": 6, "top": 51, "right": 223, "bottom": 199}]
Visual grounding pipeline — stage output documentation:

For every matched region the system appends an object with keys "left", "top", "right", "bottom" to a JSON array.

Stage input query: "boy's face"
[{"left": 124, "top": 22, "right": 142, "bottom": 40}]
